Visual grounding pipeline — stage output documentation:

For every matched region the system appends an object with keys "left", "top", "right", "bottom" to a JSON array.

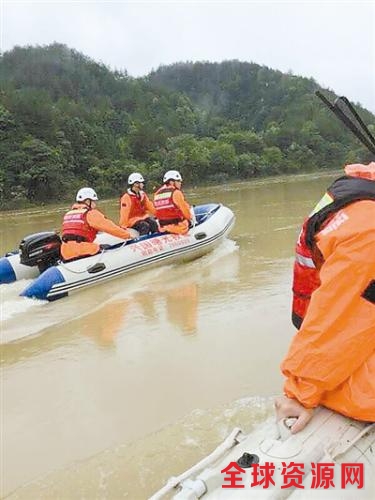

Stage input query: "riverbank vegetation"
[{"left": 0, "top": 43, "right": 373, "bottom": 208}]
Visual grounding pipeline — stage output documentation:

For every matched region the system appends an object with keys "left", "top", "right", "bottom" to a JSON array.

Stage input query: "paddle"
[{"left": 315, "top": 90, "right": 375, "bottom": 155}]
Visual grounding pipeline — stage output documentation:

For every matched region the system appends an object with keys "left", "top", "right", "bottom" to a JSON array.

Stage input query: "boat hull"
[
  {"left": 19, "top": 204, "right": 235, "bottom": 301},
  {"left": 0, "top": 251, "right": 39, "bottom": 283},
  {"left": 152, "top": 407, "right": 375, "bottom": 499}
]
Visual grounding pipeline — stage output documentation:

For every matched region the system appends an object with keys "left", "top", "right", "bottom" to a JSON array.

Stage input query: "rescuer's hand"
[{"left": 274, "top": 395, "right": 314, "bottom": 434}]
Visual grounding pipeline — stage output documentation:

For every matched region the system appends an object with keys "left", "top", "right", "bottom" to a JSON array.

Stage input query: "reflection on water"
[
  {"left": 166, "top": 282, "right": 199, "bottom": 336},
  {"left": 0, "top": 172, "right": 338, "bottom": 498},
  {"left": 1, "top": 240, "right": 238, "bottom": 358}
]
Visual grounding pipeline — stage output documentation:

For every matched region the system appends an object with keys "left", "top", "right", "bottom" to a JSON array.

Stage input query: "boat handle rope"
[
  {"left": 149, "top": 427, "right": 244, "bottom": 500},
  {"left": 58, "top": 240, "right": 129, "bottom": 274}
]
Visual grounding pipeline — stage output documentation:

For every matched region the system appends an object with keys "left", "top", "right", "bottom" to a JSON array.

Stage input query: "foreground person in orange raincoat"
[
  {"left": 61, "top": 187, "right": 130, "bottom": 261},
  {"left": 154, "top": 170, "right": 193, "bottom": 235},
  {"left": 276, "top": 162, "right": 375, "bottom": 433}
]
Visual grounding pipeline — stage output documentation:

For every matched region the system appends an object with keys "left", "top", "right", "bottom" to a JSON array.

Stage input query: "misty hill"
[
  {"left": 0, "top": 43, "right": 373, "bottom": 207},
  {"left": 149, "top": 60, "right": 374, "bottom": 140}
]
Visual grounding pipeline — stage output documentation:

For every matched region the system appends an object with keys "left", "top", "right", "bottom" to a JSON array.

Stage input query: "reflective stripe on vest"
[
  {"left": 154, "top": 185, "right": 184, "bottom": 222},
  {"left": 295, "top": 253, "right": 316, "bottom": 268},
  {"left": 62, "top": 205, "right": 97, "bottom": 243}
]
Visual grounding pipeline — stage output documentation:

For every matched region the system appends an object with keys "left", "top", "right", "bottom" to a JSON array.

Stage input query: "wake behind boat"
[
  {"left": 151, "top": 407, "right": 375, "bottom": 499},
  {"left": 0, "top": 203, "right": 234, "bottom": 301}
]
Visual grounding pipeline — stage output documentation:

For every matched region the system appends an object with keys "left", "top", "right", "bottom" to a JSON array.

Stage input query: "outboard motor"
[{"left": 19, "top": 232, "right": 62, "bottom": 273}]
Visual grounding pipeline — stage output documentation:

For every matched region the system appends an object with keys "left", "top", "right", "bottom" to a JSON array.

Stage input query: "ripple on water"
[{"left": 5, "top": 396, "right": 274, "bottom": 500}]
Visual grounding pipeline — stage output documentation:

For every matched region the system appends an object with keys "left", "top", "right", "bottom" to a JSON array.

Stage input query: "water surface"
[{"left": 0, "top": 172, "right": 338, "bottom": 498}]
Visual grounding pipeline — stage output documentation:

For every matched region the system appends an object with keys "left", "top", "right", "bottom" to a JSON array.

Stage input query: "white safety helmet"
[
  {"left": 128, "top": 172, "right": 145, "bottom": 185},
  {"left": 163, "top": 170, "right": 183, "bottom": 183},
  {"left": 76, "top": 187, "right": 99, "bottom": 202}
]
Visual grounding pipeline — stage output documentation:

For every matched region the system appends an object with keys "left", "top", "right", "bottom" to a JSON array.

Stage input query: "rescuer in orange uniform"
[
  {"left": 154, "top": 170, "right": 193, "bottom": 235},
  {"left": 61, "top": 187, "right": 130, "bottom": 261},
  {"left": 276, "top": 162, "right": 375, "bottom": 433},
  {"left": 119, "top": 173, "right": 158, "bottom": 235}
]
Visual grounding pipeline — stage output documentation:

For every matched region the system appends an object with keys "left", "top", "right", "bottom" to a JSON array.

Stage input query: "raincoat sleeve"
[
  {"left": 87, "top": 209, "right": 130, "bottom": 240},
  {"left": 144, "top": 194, "right": 156, "bottom": 216},
  {"left": 173, "top": 190, "right": 191, "bottom": 220},
  {"left": 282, "top": 204, "right": 375, "bottom": 408},
  {"left": 119, "top": 193, "right": 131, "bottom": 228}
]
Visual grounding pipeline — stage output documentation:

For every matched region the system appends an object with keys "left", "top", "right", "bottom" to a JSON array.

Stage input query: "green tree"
[
  {"left": 218, "top": 131, "right": 264, "bottom": 154},
  {"left": 286, "top": 143, "right": 317, "bottom": 172},
  {"left": 164, "top": 134, "right": 211, "bottom": 184},
  {"left": 237, "top": 153, "right": 261, "bottom": 178},
  {"left": 0, "top": 44, "right": 373, "bottom": 206},
  {"left": 209, "top": 143, "right": 237, "bottom": 178},
  {"left": 18, "top": 137, "right": 68, "bottom": 202},
  {"left": 259, "top": 146, "right": 284, "bottom": 174}
]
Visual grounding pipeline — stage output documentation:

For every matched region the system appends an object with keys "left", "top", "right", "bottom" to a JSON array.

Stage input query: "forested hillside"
[{"left": 0, "top": 43, "right": 373, "bottom": 207}]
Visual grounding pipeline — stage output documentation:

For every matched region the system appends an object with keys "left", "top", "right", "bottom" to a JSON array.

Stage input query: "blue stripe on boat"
[
  {"left": 0, "top": 257, "right": 17, "bottom": 284},
  {"left": 20, "top": 267, "right": 66, "bottom": 300}
]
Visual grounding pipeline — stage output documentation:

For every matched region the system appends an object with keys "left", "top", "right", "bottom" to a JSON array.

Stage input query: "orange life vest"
[
  {"left": 122, "top": 189, "right": 148, "bottom": 219},
  {"left": 154, "top": 185, "right": 184, "bottom": 225},
  {"left": 61, "top": 204, "right": 97, "bottom": 243},
  {"left": 292, "top": 173, "right": 375, "bottom": 329}
]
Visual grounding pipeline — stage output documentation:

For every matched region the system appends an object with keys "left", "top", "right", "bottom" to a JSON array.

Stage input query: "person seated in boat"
[
  {"left": 61, "top": 187, "right": 130, "bottom": 262},
  {"left": 275, "top": 162, "right": 375, "bottom": 434},
  {"left": 119, "top": 172, "right": 158, "bottom": 236},
  {"left": 154, "top": 170, "right": 193, "bottom": 235}
]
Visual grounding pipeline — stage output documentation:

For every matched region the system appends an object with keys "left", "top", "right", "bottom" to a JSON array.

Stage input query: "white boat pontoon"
[
  {"left": 0, "top": 203, "right": 234, "bottom": 301},
  {"left": 151, "top": 407, "right": 375, "bottom": 499}
]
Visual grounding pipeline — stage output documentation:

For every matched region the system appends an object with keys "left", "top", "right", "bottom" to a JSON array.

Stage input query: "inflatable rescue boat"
[
  {"left": 151, "top": 407, "right": 375, "bottom": 499},
  {"left": 0, "top": 204, "right": 234, "bottom": 301}
]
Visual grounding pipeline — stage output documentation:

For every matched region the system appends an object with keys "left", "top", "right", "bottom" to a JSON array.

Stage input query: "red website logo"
[{"left": 221, "top": 462, "right": 365, "bottom": 489}]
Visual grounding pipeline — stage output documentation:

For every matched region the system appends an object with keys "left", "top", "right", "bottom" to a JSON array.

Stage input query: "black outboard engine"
[{"left": 19, "top": 232, "right": 62, "bottom": 273}]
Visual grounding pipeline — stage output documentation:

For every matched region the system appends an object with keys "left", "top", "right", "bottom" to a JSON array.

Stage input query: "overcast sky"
[{"left": 1, "top": 0, "right": 374, "bottom": 112}]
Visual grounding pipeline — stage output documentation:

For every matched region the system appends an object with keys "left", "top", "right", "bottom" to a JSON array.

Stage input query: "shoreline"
[{"left": 0, "top": 168, "right": 341, "bottom": 214}]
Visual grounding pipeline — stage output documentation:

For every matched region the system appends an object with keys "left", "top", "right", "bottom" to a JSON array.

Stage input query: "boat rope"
[
  {"left": 58, "top": 241, "right": 129, "bottom": 274},
  {"left": 149, "top": 427, "right": 244, "bottom": 500}
]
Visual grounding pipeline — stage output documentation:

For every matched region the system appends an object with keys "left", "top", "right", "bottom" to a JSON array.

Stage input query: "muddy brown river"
[{"left": 0, "top": 172, "right": 338, "bottom": 498}]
